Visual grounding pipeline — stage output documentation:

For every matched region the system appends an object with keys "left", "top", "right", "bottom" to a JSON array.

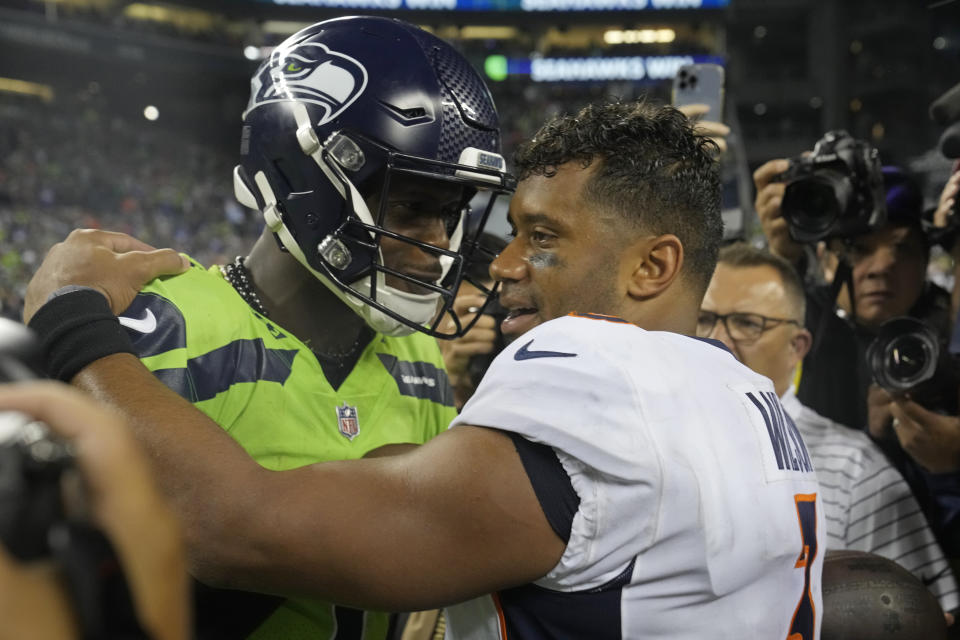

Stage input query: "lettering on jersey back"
[{"left": 746, "top": 391, "right": 813, "bottom": 473}]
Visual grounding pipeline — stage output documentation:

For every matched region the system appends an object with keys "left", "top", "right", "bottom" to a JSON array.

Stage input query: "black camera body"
[
  {"left": 0, "top": 412, "right": 75, "bottom": 560},
  {"left": 0, "top": 318, "right": 76, "bottom": 561},
  {"left": 778, "top": 130, "right": 887, "bottom": 244},
  {"left": 866, "top": 316, "right": 958, "bottom": 414}
]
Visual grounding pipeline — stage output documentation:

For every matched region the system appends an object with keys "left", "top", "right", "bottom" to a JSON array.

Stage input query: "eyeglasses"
[{"left": 696, "top": 310, "right": 800, "bottom": 342}]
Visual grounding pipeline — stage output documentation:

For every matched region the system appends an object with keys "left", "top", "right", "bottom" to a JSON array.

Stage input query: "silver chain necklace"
[
  {"left": 220, "top": 256, "right": 269, "bottom": 317},
  {"left": 220, "top": 256, "right": 371, "bottom": 362}
]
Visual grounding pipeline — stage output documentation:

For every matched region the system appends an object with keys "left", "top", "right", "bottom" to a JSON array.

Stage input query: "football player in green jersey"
[{"left": 23, "top": 17, "right": 512, "bottom": 640}]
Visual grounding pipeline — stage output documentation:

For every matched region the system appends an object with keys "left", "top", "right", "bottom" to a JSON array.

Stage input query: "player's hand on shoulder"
[
  {"left": 753, "top": 158, "right": 803, "bottom": 265},
  {"left": 24, "top": 229, "right": 189, "bottom": 322}
]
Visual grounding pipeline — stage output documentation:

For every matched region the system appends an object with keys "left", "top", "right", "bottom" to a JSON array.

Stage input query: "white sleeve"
[
  {"left": 452, "top": 318, "right": 662, "bottom": 589},
  {"left": 453, "top": 318, "right": 654, "bottom": 481}
]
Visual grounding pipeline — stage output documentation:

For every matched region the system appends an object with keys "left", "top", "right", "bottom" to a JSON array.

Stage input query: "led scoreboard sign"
[
  {"left": 485, "top": 54, "right": 724, "bottom": 82},
  {"left": 261, "top": 0, "right": 728, "bottom": 10}
]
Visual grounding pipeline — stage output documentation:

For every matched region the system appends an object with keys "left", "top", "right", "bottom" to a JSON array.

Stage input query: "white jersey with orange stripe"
[{"left": 446, "top": 313, "right": 825, "bottom": 640}]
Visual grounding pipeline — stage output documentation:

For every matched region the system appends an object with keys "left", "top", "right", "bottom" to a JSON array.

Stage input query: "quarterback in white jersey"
[{"left": 448, "top": 313, "right": 824, "bottom": 639}]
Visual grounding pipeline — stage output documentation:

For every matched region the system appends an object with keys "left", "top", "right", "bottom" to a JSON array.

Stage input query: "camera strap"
[{"left": 812, "top": 256, "right": 855, "bottom": 356}]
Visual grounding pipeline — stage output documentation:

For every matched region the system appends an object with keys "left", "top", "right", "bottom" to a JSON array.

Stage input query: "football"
[{"left": 821, "top": 549, "right": 949, "bottom": 640}]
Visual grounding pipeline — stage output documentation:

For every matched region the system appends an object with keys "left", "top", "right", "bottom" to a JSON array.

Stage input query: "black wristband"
[{"left": 27, "top": 289, "right": 136, "bottom": 381}]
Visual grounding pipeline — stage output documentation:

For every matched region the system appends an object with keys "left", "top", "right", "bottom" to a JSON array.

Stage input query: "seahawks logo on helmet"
[{"left": 244, "top": 42, "right": 368, "bottom": 126}]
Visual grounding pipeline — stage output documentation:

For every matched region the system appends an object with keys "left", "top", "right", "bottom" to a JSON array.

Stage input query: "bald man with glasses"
[{"left": 699, "top": 243, "right": 959, "bottom": 614}]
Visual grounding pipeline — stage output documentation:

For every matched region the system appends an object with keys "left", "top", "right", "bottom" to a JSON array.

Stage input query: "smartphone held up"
[{"left": 672, "top": 63, "right": 725, "bottom": 123}]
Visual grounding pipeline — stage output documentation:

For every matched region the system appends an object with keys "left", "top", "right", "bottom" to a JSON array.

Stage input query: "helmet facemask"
[
  {"left": 323, "top": 129, "right": 512, "bottom": 339},
  {"left": 236, "top": 105, "right": 513, "bottom": 338}
]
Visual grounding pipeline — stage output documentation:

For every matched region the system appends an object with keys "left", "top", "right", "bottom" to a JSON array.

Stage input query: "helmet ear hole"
[
  {"left": 233, "top": 165, "right": 261, "bottom": 210},
  {"left": 272, "top": 157, "right": 306, "bottom": 194}
]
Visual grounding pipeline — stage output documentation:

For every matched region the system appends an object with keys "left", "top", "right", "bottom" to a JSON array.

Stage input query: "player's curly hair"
[{"left": 513, "top": 99, "right": 723, "bottom": 294}]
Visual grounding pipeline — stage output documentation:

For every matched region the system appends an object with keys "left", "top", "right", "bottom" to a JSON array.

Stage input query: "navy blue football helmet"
[{"left": 233, "top": 16, "right": 513, "bottom": 337}]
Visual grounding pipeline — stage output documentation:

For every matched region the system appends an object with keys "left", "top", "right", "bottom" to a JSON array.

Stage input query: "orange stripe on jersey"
[
  {"left": 793, "top": 493, "right": 817, "bottom": 568},
  {"left": 491, "top": 592, "right": 509, "bottom": 640},
  {"left": 568, "top": 311, "right": 630, "bottom": 324},
  {"left": 786, "top": 493, "right": 819, "bottom": 640}
]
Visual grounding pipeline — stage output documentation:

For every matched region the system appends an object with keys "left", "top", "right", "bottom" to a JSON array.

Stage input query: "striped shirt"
[{"left": 782, "top": 388, "right": 959, "bottom": 612}]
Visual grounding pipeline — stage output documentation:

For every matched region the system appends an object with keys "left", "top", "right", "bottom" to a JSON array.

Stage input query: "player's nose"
[
  {"left": 416, "top": 216, "right": 450, "bottom": 251},
  {"left": 489, "top": 239, "right": 527, "bottom": 283}
]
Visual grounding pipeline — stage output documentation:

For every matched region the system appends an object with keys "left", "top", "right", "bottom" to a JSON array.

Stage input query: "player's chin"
[{"left": 500, "top": 308, "right": 541, "bottom": 338}]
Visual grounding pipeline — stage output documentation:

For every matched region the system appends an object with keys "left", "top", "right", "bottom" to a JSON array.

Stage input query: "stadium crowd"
[{"left": 0, "top": 94, "right": 260, "bottom": 320}]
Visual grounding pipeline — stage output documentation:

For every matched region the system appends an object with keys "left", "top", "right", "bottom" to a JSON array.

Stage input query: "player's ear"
[{"left": 624, "top": 234, "right": 683, "bottom": 300}]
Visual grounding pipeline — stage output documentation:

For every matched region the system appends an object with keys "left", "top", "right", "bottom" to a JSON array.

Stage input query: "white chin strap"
[{"left": 232, "top": 104, "right": 443, "bottom": 337}]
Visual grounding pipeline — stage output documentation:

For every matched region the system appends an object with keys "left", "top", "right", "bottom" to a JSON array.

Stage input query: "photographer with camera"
[
  {"left": 0, "top": 318, "right": 188, "bottom": 640},
  {"left": 755, "top": 134, "right": 960, "bottom": 555}
]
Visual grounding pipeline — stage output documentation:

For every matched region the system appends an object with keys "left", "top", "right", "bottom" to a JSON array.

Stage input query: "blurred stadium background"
[{"left": 0, "top": 0, "right": 957, "bottom": 320}]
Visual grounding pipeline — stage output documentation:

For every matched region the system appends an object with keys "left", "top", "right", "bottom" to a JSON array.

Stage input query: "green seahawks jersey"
[{"left": 120, "top": 260, "right": 457, "bottom": 640}]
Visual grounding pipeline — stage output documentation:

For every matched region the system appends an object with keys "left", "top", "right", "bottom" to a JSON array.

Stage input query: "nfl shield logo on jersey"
[{"left": 336, "top": 403, "right": 360, "bottom": 441}]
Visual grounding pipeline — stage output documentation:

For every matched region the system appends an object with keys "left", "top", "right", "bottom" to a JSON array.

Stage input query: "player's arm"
[
  {"left": 25, "top": 229, "right": 565, "bottom": 606},
  {"left": 76, "top": 354, "right": 564, "bottom": 610}
]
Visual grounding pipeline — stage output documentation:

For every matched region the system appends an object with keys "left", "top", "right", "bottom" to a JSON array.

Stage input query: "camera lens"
[
  {"left": 883, "top": 334, "right": 934, "bottom": 387},
  {"left": 867, "top": 317, "right": 940, "bottom": 393},
  {"left": 782, "top": 170, "right": 852, "bottom": 238}
]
